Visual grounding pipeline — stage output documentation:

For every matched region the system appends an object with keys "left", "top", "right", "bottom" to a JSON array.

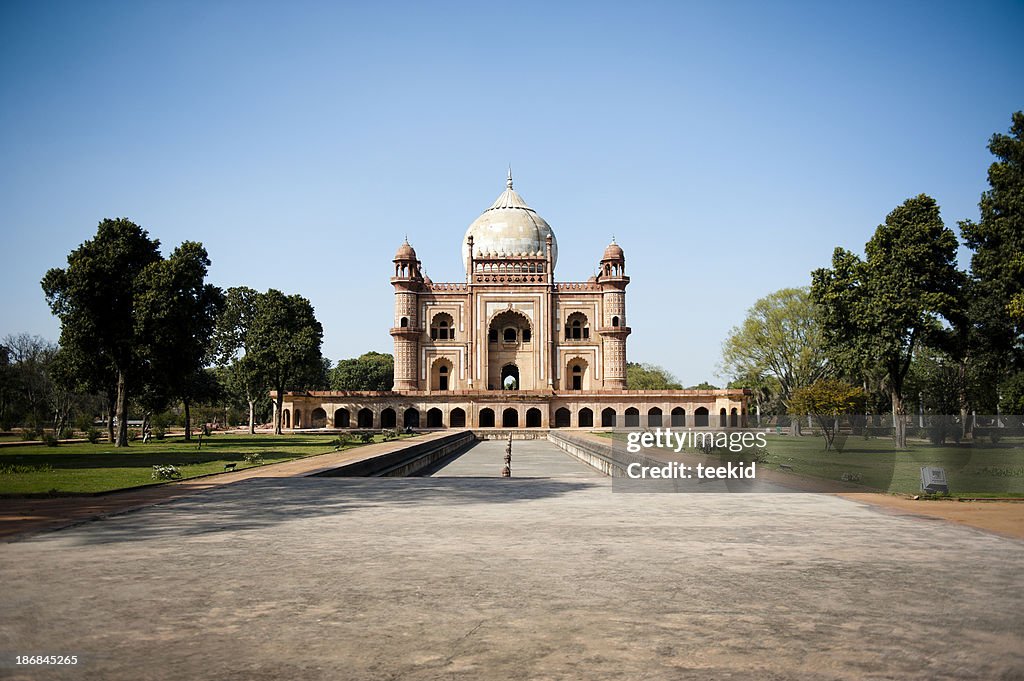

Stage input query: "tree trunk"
[
  {"left": 183, "top": 399, "right": 191, "bottom": 441},
  {"left": 248, "top": 399, "right": 255, "bottom": 435},
  {"left": 892, "top": 388, "right": 907, "bottom": 449},
  {"left": 790, "top": 416, "right": 802, "bottom": 436},
  {"left": 274, "top": 392, "right": 283, "bottom": 435},
  {"left": 115, "top": 370, "right": 128, "bottom": 447}
]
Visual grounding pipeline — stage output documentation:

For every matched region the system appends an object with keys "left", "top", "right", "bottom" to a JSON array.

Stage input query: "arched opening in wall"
[
  {"left": 479, "top": 408, "right": 495, "bottom": 427},
  {"left": 566, "top": 360, "right": 587, "bottom": 391},
  {"left": 404, "top": 408, "right": 420, "bottom": 429},
  {"left": 503, "top": 327, "right": 517, "bottom": 342},
  {"left": 501, "top": 364, "right": 519, "bottom": 391},
  {"left": 601, "top": 407, "right": 617, "bottom": 427},
  {"left": 671, "top": 407, "right": 686, "bottom": 427},
  {"left": 612, "top": 316, "right": 620, "bottom": 327},
  {"left": 719, "top": 408, "right": 727, "bottom": 427},
  {"left": 730, "top": 408, "right": 738, "bottom": 427},
  {"left": 624, "top": 407, "right": 640, "bottom": 427},
  {"left": 282, "top": 409, "right": 291, "bottom": 429},
  {"left": 294, "top": 409, "right": 302, "bottom": 428},
  {"left": 502, "top": 408, "right": 519, "bottom": 428},
  {"left": 334, "top": 408, "right": 350, "bottom": 428},
  {"left": 450, "top": 408, "right": 466, "bottom": 428},
  {"left": 489, "top": 310, "right": 532, "bottom": 347},
  {"left": 400, "top": 317, "right": 409, "bottom": 328},
  {"left": 578, "top": 407, "right": 594, "bottom": 427},
  {"left": 427, "top": 408, "right": 443, "bottom": 428},
  {"left": 430, "top": 312, "right": 455, "bottom": 341},
  {"left": 694, "top": 407, "right": 709, "bottom": 427},
  {"left": 526, "top": 408, "right": 542, "bottom": 427},
  {"left": 380, "top": 408, "right": 396, "bottom": 429},
  {"left": 431, "top": 358, "right": 453, "bottom": 391},
  {"left": 357, "top": 408, "right": 374, "bottom": 429},
  {"left": 310, "top": 408, "right": 327, "bottom": 428},
  {"left": 554, "top": 408, "right": 571, "bottom": 428},
  {"left": 647, "top": 407, "right": 662, "bottom": 428},
  {"left": 565, "top": 312, "right": 590, "bottom": 340},
  {"left": 489, "top": 329, "right": 498, "bottom": 343}
]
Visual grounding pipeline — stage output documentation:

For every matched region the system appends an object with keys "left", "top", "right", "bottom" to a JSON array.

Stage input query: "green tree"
[
  {"left": 213, "top": 287, "right": 266, "bottom": 434},
  {"left": 960, "top": 111, "right": 1024, "bottom": 413},
  {"left": 246, "top": 289, "right": 324, "bottom": 434},
  {"left": 330, "top": 351, "right": 394, "bottom": 391},
  {"left": 812, "top": 195, "right": 963, "bottom": 449},
  {"left": 134, "top": 242, "right": 224, "bottom": 440},
  {"left": 626, "top": 362, "right": 682, "bottom": 389},
  {"left": 687, "top": 381, "right": 720, "bottom": 390},
  {"left": 42, "top": 219, "right": 162, "bottom": 447},
  {"left": 788, "top": 379, "right": 866, "bottom": 451},
  {"left": 721, "top": 287, "right": 830, "bottom": 434}
]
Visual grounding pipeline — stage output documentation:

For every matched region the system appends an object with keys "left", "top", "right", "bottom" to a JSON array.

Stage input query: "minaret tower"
[
  {"left": 391, "top": 239, "right": 423, "bottom": 391},
  {"left": 598, "top": 238, "right": 630, "bottom": 389}
]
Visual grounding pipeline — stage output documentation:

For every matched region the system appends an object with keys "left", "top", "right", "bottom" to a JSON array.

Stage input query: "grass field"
[
  {"left": 0, "top": 433, "right": 398, "bottom": 496},
  {"left": 598, "top": 431, "right": 1024, "bottom": 497}
]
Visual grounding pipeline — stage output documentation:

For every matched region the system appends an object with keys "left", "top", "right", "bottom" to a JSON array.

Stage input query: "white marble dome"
[{"left": 462, "top": 173, "right": 558, "bottom": 273}]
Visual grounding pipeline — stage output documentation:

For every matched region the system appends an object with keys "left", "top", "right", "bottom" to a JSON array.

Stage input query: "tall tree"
[
  {"left": 135, "top": 242, "right": 224, "bottom": 440},
  {"left": 245, "top": 289, "right": 324, "bottom": 434},
  {"left": 959, "top": 111, "right": 1024, "bottom": 410},
  {"left": 330, "top": 352, "right": 394, "bottom": 391},
  {"left": 42, "top": 219, "right": 161, "bottom": 446},
  {"left": 213, "top": 287, "right": 266, "bottom": 434},
  {"left": 626, "top": 362, "right": 683, "bottom": 389},
  {"left": 721, "top": 287, "right": 830, "bottom": 434},
  {"left": 812, "top": 195, "right": 963, "bottom": 449}
]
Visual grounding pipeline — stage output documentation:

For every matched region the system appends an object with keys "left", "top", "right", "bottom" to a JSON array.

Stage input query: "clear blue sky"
[{"left": 1, "top": 1, "right": 1021, "bottom": 386}]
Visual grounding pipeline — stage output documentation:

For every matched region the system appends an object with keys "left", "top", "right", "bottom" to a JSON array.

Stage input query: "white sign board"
[{"left": 920, "top": 466, "right": 949, "bottom": 494}]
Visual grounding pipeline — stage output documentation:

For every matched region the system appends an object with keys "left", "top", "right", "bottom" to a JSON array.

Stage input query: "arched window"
[
  {"left": 479, "top": 408, "right": 495, "bottom": 427},
  {"left": 430, "top": 313, "right": 455, "bottom": 341},
  {"left": 294, "top": 409, "right": 302, "bottom": 428},
  {"left": 400, "top": 317, "right": 409, "bottom": 328},
  {"left": 334, "top": 408, "right": 350, "bottom": 428},
  {"left": 503, "top": 327, "right": 517, "bottom": 343},
  {"left": 526, "top": 408, "right": 542, "bottom": 427},
  {"left": 730, "top": 407, "right": 739, "bottom": 428},
  {"left": 502, "top": 408, "right": 518, "bottom": 428},
  {"left": 647, "top": 407, "right": 662, "bottom": 428},
  {"left": 601, "top": 407, "right": 617, "bottom": 427},
  {"left": 450, "top": 408, "right": 466, "bottom": 428},
  {"left": 554, "top": 408, "right": 571, "bottom": 428},
  {"left": 720, "top": 408, "right": 727, "bottom": 427},
  {"left": 432, "top": 360, "right": 452, "bottom": 391},
  {"left": 671, "top": 407, "right": 686, "bottom": 427},
  {"left": 565, "top": 312, "right": 590, "bottom": 340},
  {"left": 570, "top": 363, "right": 583, "bottom": 390},
  {"left": 694, "top": 407, "right": 709, "bottom": 427},
  {"left": 522, "top": 328, "right": 531, "bottom": 342},
  {"left": 357, "top": 408, "right": 374, "bottom": 429},
  {"left": 282, "top": 409, "right": 291, "bottom": 429},
  {"left": 578, "top": 407, "right": 593, "bottom": 427},
  {"left": 611, "top": 316, "right": 620, "bottom": 327}
]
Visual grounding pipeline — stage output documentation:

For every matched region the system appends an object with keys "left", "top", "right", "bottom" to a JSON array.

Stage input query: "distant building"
[{"left": 276, "top": 172, "right": 747, "bottom": 429}]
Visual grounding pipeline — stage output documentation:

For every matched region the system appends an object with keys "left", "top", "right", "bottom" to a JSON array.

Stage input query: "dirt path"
[{"left": 840, "top": 493, "right": 1024, "bottom": 539}]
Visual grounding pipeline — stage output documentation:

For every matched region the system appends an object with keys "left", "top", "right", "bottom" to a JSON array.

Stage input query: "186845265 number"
[{"left": 16, "top": 655, "right": 79, "bottom": 665}]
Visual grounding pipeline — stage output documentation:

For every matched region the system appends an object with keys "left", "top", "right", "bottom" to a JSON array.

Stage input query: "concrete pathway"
[
  {"left": 1, "top": 437, "right": 1022, "bottom": 680},
  {"left": 428, "top": 439, "right": 603, "bottom": 478}
]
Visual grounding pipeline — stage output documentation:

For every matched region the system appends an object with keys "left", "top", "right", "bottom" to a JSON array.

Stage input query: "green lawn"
[
  {"left": 0, "top": 433, "right": 402, "bottom": 496},
  {"left": 596, "top": 431, "right": 1024, "bottom": 497}
]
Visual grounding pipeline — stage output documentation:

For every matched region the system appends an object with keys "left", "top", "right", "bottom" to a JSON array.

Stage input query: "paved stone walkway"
[
  {"left": 429, "top": 439, "right": 603, "bottom": 478},
  {"left": 1, "top": 438, "right": 1022, "bottom": 680}
]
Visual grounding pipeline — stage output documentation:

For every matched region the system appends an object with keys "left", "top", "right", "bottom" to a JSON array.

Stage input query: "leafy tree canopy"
[
  {"left": 330, "top": 352, "right": 394, "bottom": 391},
  {"left": 626, "top": 362, "right": 683, "bottom": 390}
]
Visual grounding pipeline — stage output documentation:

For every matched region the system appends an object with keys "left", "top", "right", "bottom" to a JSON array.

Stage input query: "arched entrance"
[
  {"left": 554, "top": 408, "right": 571, "bottom": 428},
  {"left": 624, "top": 407, "right": 640, "bottom": 427},
  {"left": 404, "top": 408, "right": 420, "bottom": 429},
  {"left": 334, "top": 408, "right": 350, "bottom": 428},
  {"left": 647, "top": 407, "right": 662, "bottom": 427},
  {"left": 311, "top": 408, "right": 327, "bottom": 428},
  {"left": 501, "top": 364, "right": 519, "bottom": 390},
  {"left": 282, "top": 409, "right": 291, "bottom": 429},
  {"left": 671, "top": 407, "right": 686, "bottom": 426},
  {"left": 450, "top": 408, "right": 466, "bottom": 428},
  {"left": 694, "top": 407, "right": 709, "bottom": 427},
  {"left": 479, "top": 408, "right": 495, "bottom": 427},
  {"left": 380, "top": 408, "right": 396, "bottom": 428},
  {"left": 427, "top": 408, "right": 443, "bottom": 428},
  {"left": 357, "top": 408, "right": 373, "bottom": 429},
  {"left": 526, "top": 408, "right": 542, "bottom": 427},
  {"left": 502, "top": 408, "right": 518, "bottom": 428},
  {"left": 601, "top": 407, "right": 616, "bottom": 427},
  {"left": 578, "top": 407, "right": 593, "bottom": 427}
]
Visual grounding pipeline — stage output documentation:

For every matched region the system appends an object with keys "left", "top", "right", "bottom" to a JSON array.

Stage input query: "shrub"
[
  {"left": 991, "top": 429, "right": 1003, "bottom": 444},
  {"left": 42, "top": 433, "right": 59, "bottom": 447},
  {"left": 151, "top": 465, "right": 182, "bottom": 480},
  {"left": 744, "top": 447, "right": 771, "bottom": 464},
  {"left": 359, "top": 433, "right": 374, "bottom": 443},
  {"left": 154, "top": 427, "right": 166, "bottom": 441},
  {"left": 86, "top": 428, "right": 102, "bottom": 444},
  {"left": 243, "top": 452, "right": 264, "bottom": 465},
  {"left": 20, "top": 428, "right": 40, "bottom": 441},
  {"left": 59, "top": 428, "right": 74, "bottom": 440},
  {"left": 128, "top": 429, "right": 140, "bottom": 442}
]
